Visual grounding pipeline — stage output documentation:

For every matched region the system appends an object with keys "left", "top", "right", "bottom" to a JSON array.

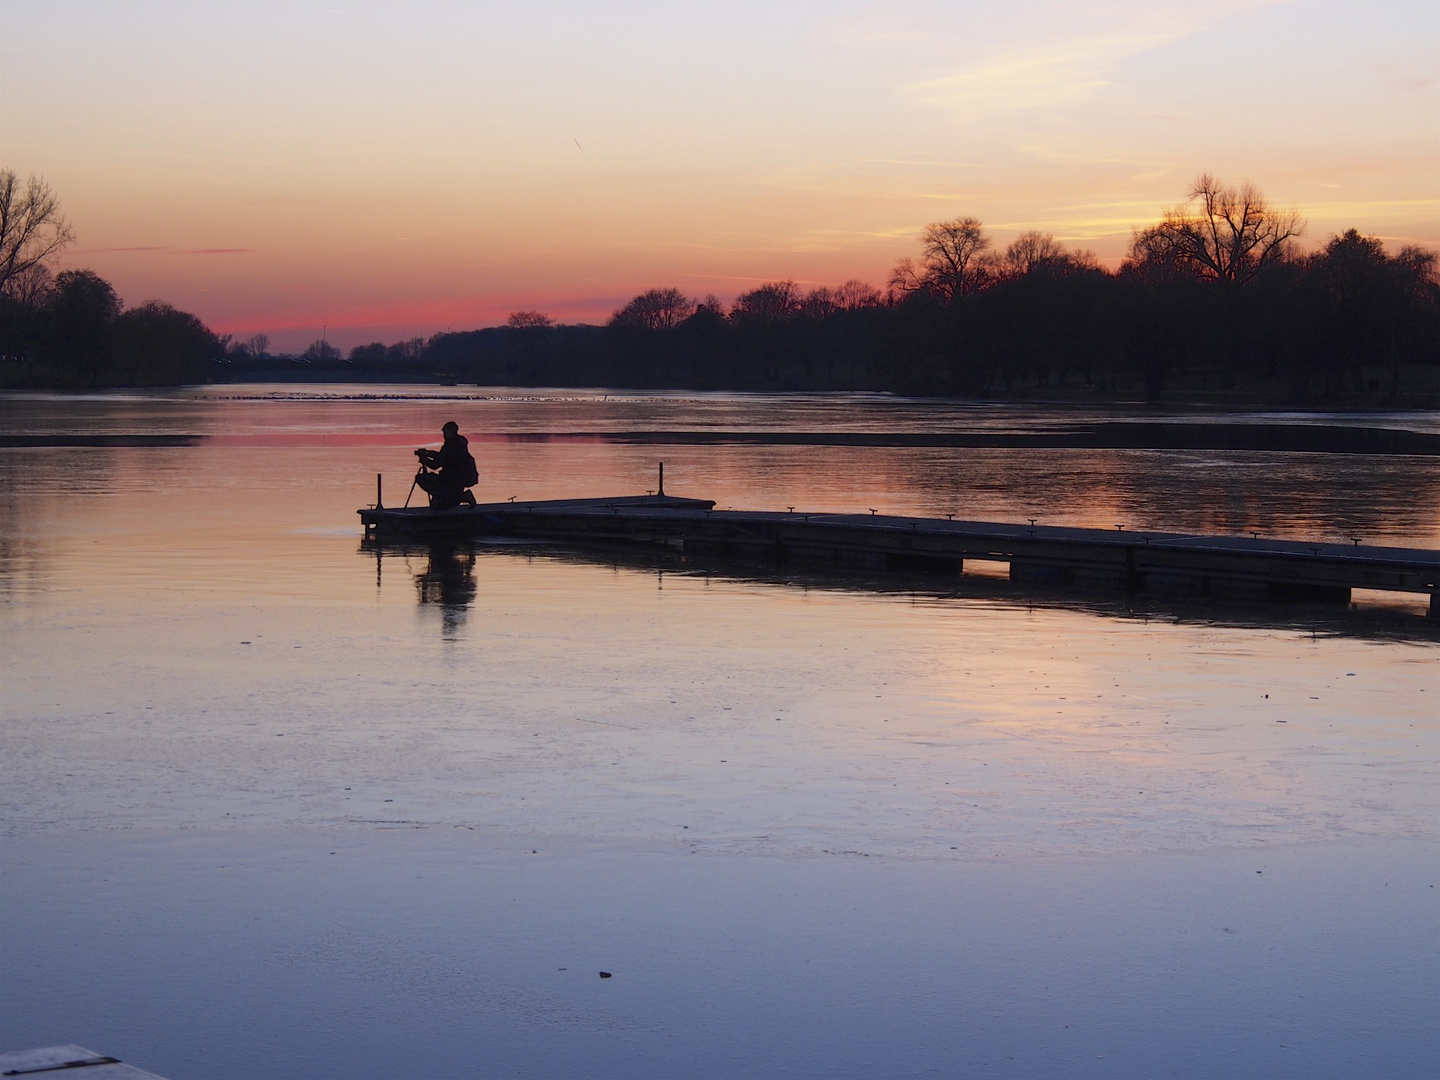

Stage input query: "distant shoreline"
[
  {"left": 194, "top": 363, "right": 1440, "bottom": 410},
  {"left": 4, "top": 422, "right": 1436, "bottom": 455}
]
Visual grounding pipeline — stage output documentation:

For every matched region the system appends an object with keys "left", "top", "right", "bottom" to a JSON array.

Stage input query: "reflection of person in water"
[
  {"left": 414, "top": 421, "right": 479, "bottom": 509},
  {"left": 415, "top": 543, "right": 477, "bottom": 636}
]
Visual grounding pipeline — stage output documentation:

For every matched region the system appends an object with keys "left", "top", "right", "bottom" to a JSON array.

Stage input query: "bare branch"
[
  {"left": 730, "top": 281, "right": 801, "bottom": 324},
  {"left": 833, "top": 279, "right": 881, "bottom": 309},
  {"left": 610, "top": 288, "right": 695, "bottom": 331},
  {"left": 918, "top": 217, "right": 992, "bottom": 299},
  {"left": 0, "top": 170, "right": 76, "bottom": 299},
  {"left": 1126, "top": 173, "right": 1306, "bottom": 285}
]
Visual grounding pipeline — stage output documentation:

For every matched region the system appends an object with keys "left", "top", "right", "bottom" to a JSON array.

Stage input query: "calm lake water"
[{"left": 2, "top": 387, "right": 1437, "bottom": 1079}]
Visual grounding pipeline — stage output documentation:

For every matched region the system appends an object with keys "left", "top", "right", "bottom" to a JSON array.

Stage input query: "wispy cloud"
[
  {"left": 905, "top": 5, "right": 1258, "bottom": 121},
  {"left": 1376, "top": 64, "right": 1440, "bottom": 96},
  {"left": 1298, "top": 198, "right": 1440, "bottom": 217},
  {"left": 71, "top": 246, "right": 254, "bottom": 255},
  {"left": 848, "top": 158, "right": 985, "bottom": 170},
  {"left": 72, "top": 246, "right": 167, "bottom": 254}
]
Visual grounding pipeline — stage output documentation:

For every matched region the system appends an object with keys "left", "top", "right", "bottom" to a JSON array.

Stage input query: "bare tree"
[
  {"left": 246, "top": 333, "right": 269, "bottom": 358},
  {"left": 999, "top": 231, "right": 1064, "bottom": 278},
  {"left": 3, "top": 261, "right": 55, "bottom": 305},
  {"left": 302, "top": 339, "right": 341, "bottom": 362},
  {"left": 832, "top": 279, "right": 881, "bottom": 309},
  {"left": 0, "top": 170, "right": 76, "bottom": 299},
  {"left": 1127, "top": 173, "right": 1304, "bottom": 284},
  {"left": 799, "top": 287, "right": 836, "bottom": 319},
  {"left": 886, "top": 257, "right": 925, "bottom": 298},
  {"left": 889, "top": 217, "right": 993, "bottom": 301},
  {"left": 994, "top": 232, "right": 1101, "bottom": 281},
  {"left": 1393, "top": 245, "right": 1440, "bottom": 293},
  {"left": 611, "top": 288, "right": 695, "bottom": 330},
  {"left": 730, "top": 280, "right": 802, "bottom": 324},
  {"left": 507, "top": 310, "right": 553, "bottom": 329}
]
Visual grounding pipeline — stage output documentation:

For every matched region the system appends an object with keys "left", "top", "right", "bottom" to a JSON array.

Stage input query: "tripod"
[{"left": 404, "top": 466, "right": 428, "bottom": 509}]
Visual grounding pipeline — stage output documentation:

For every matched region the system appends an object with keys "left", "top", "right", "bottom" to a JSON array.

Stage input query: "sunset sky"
[{"left": 2, "top": 1, "right": 1437, "bottom": 351}]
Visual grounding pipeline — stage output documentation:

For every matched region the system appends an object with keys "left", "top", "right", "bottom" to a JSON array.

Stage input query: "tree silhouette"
[
  {"left": 798, "top": 287, "right": 837, "bottom": 320},
  {"left": 730, "top": 280, "right": 801, "bottom": 324},
  {"left": 890, "top": 217, "right": 993, "bottom": 301},
  {"left": 46, "top": 269, "right": 120, "bottom": 384},
  {"left": 0, "top": 170, "right": 75, "bottom": 299},
  {"left": 1127, "top": 174, "right": 1304, "bottom": 284},
  {"left": 111, "top": 301, "right": 221, "bottom": 385},
  {"left": 302, "top": 339, "right": 342, "bottom": 362},
  {"left": 832, "top": 279, "right": 881, "bottom": 309},
  {"left": 611, "top": 287, "right": 695, "bottom": 330}
]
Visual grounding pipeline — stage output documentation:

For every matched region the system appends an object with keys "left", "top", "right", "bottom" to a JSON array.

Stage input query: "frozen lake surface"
[{"left": 2, "top": 388, "right": 1437, "bottom": 1079}]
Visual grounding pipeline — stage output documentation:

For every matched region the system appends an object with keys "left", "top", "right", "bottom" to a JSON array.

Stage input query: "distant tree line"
[
  {"left": 5, "top": 169, "right": 1437, "bottom": 402},
  {"left": 412, "top": 176, "right": 1439, "bottom": 404},
  {"left": 0, "top": 170, "right": 226, "bottom": 387}
]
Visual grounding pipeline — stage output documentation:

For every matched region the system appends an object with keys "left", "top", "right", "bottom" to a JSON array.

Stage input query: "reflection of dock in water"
[{"left": 360, "top": 493, "right": 1439, "bottom": 617}]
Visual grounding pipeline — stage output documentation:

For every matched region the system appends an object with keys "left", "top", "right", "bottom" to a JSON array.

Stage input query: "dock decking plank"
[{"left": 359, "top": 495, "right": 1439, "bottom": 612}]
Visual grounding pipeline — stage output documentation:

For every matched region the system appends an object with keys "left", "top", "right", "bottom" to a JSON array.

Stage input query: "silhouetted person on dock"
[{"left": 415, "top": 421, "right": 478, "bottom": 509}]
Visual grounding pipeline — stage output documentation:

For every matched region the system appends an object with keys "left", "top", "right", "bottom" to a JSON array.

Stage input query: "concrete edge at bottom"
[{"left": 0, "top": 1045, "right": 170, "bottom": 1079}]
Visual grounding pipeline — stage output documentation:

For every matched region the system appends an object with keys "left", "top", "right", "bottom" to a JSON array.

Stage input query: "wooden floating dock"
[{"left": 359, "top": 494, "right": 1440, "bottom": 615}]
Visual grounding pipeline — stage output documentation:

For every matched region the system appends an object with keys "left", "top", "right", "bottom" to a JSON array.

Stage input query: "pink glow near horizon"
[{"left": 2, "top": 1, "right": 1436, "bottom": 352}]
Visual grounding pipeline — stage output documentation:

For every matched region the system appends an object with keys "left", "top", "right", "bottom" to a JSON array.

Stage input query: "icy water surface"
[{"left": 2, "top": 388, "right": 1437, "bottom": 1079}]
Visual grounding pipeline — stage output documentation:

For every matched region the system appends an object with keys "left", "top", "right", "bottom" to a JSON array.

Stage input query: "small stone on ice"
[{"left": 599, "top": 971, "right": 612, "bottom": 978}]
